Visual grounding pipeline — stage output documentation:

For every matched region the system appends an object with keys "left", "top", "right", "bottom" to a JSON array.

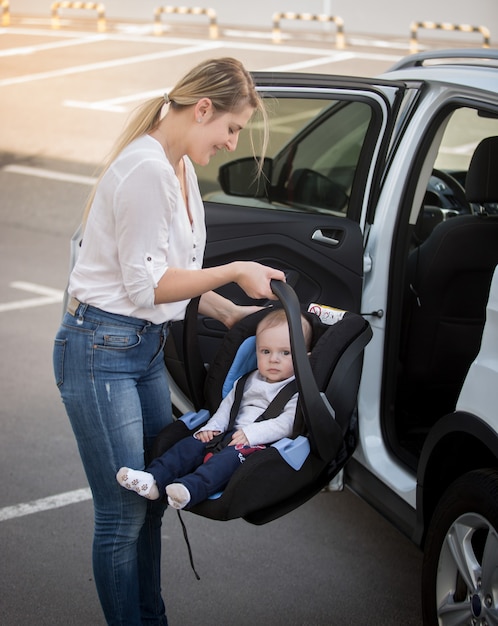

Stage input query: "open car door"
[{"left": 164, "top": 73, "right": 405, "bottom": 414}]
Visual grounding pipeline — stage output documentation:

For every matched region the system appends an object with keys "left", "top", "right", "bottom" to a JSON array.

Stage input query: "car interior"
[
  {"left": 163, "top": 92, "right": 498, "bottom": 476},
  {"left": 394, "top": 109, "right": 498, "bottom": 467}
]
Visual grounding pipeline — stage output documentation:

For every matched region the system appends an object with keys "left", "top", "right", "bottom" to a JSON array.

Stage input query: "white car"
[{"left": 71, "top": 48, "right": 497, "bottom": 625}]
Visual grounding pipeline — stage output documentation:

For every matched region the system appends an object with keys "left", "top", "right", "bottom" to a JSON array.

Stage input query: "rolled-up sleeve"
[{"left": 114, "top": 158, "right": 174, "bottom": 309}]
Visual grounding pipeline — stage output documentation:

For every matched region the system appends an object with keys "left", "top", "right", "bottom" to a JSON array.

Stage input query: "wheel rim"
[{"left": 436, "top": 512, "right": 498, "bottom": 625}]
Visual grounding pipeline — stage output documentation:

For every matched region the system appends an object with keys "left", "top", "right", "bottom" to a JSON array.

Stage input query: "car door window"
[
  {"left": 197, "top": 96, "right": 376, "bottom": 220},
  {"left": 168, "top": 80, "right": 401, "bottom": 412}
]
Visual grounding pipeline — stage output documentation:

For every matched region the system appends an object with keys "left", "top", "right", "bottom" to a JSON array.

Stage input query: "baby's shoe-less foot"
[
  {"left": 116, "top": 467, "right": 160, "bottom": 500},
  {"left": 166, "top": 483, "right": 191, "bottom": 509}
]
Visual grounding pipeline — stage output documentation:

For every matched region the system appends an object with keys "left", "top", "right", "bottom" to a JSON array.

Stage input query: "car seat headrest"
[{"left": 466, "top": 136, "right": 498, "bottom": 204}]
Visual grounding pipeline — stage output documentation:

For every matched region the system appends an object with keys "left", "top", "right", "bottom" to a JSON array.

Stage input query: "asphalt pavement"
[{"left": 0, "top": 13, "right": 433, "bottom": 625}]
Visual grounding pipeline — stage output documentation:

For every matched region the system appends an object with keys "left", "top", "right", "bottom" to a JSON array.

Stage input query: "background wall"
[{"left": 8, "top": 0, "right": 498, "bottom": 43}]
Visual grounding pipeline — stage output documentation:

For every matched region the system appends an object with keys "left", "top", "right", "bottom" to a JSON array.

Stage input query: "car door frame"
[{"left": 165, "top": 74, "right": 407, "bottom": 414}]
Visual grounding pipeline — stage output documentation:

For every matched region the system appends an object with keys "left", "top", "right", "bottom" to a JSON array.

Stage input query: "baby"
[{"left": 117, "top": 309, "right": 312, "bottom": 509}]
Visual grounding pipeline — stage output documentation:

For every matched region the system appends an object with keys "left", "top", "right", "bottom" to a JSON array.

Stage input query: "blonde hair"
[
  {"left": 82, "top": 57, "right": 268, "bottom": 223},
  {"left": 257, "top": 309, "right": 313, "bottom": 351}
]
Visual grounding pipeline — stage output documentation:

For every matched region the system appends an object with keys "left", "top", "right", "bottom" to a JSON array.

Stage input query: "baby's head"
[{"left": 255, "top": 309, "right": 312, "bottom": 383}]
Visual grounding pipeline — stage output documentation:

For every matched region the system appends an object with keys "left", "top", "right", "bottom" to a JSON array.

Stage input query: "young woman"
[{"left": 53, "top": 57, "right": 284, "bottom": 625}]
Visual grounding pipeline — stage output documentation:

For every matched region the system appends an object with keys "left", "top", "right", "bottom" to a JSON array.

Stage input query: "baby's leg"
[
  {"left": 165, "top": 483, "right": 191, "bottom": 509},
  {"left": 146, "top": 435, "right": 208, "bottom": 496},
  {"left": 166, "top": 445, "right": 247, "bottom": 508},
  {"left": 116, "top": 467, "right": 160, "bottom": 500}
]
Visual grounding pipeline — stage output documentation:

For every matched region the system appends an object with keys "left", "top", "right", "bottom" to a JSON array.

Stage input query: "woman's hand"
[{"left": 232, "top": 261, "right": 285, "bottom": 300}]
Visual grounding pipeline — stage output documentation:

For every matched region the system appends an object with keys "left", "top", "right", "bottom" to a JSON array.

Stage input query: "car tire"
[{"left": 421, "top": 469, "right": 498, "bottom": 625}]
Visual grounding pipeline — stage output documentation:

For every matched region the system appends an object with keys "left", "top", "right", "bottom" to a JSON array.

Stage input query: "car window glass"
[
  {"left": 432, "top": 106, "right": 498, "bottom": 213},
  {"left": 196, "top": 97, "right": 373, "bottom": 220},
  {"left": 435, "top": 107, "right": 498, "bottom": 172}
]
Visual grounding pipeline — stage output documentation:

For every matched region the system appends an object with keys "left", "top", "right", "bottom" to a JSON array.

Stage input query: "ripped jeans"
[{"left": 53, "top": 302, "right": 172, "bottom": 625}]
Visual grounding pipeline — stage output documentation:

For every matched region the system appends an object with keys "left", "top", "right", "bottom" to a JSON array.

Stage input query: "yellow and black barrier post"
[
  {"left": 153, "top": 6, "right": 218, "bottom": 38},
  {"left": 409, "top": 21, "right": 491, "bottom": 53},
  {"left": 51, "top": 2, "right": 106, "bottom": 32},
  {"left": 1, "top": 0, "right": 10, "bottom": 26},
  {"left": 272, "top": 12, "right": 345, "bottom": 48}
]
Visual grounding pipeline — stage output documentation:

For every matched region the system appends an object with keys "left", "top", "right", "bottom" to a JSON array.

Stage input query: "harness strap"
[
  {"left": 205, "top": 372, "right": 298, "bottom": 453},
  {"left": 255, "top": 378, "right": 298, "bottom": 422},
  {"left": 177, "top": 510, "right": 201, "bottom": 580},
  {"left": 228, "top": 371, "right": 252, "bottom": 430}
]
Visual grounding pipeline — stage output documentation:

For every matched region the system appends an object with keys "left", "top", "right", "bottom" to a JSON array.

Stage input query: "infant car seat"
[{"left": 151, "top": 280, "right": 372, "bottom": 524}]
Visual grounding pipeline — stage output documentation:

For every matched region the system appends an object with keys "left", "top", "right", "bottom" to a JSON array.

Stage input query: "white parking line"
[
  {"left": 266, "top": 52, "right": 356, "bottom": 72},
  {"left": 61, "top": 48, "right": 400, "bottom": 112},
  {"left": 0, "top": 488, "right": 92, "bottom": 522},
  {"left": 64, "top": 88, "right": 167, "bottom": 113},
  {"left": 0, "top": 26, "right": 402, "bottom": 92},
  {"left": 0, "top": 41, "right": 223, "bottom": 87},
  {"left": 264, "top": 49, "right": 401, "bottom": 73},
  {"left": 3, "top": 164, "right": 97, "bottom": 185},
  {"left": 0, "top": 282, "right": 64, "bottom": 313},
  {"left": 0, "top": 33, "right": 105, "bottom": 57}
]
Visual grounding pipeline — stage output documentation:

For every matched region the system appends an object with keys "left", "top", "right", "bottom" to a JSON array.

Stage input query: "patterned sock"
[
  {"left": 116, "top": 467, "right": 160, "bottom": 500},
  {"left": 166, "top": 483, "right": 191, "bottom": 509}
]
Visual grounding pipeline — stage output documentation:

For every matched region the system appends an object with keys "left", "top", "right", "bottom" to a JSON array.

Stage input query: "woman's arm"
[
  {"left": 154, "top": 261, "right": 284, "bottom": 314},
  {"left": 198, "top": 290, "right": 264, "bottom": 329}
]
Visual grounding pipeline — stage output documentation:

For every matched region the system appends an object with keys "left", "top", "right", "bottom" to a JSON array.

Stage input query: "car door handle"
[{"left": 311, "top": 229, "right": 341, "bottom": 246}]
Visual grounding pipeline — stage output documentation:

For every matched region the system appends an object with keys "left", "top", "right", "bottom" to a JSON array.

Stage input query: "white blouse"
[{"left": 69, "top": 135, "right": 206, "bottom": 324}]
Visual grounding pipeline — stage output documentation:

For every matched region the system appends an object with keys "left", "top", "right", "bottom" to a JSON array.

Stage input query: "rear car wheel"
[{"left": 421, "top": 469, "right": 498, "bottom": 625}]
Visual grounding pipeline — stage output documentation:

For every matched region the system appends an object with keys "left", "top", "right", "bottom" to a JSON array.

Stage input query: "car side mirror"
[
  {"left": 286, "top": 168, "right": 348, "bottom": 211},
  {"left": 218, "top": 157, "right": 272, "bottom": 198}
]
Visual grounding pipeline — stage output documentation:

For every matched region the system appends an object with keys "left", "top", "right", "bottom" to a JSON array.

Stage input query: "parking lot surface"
[{"left": 1, "top": 11, "right": 476, "bottom": 624}]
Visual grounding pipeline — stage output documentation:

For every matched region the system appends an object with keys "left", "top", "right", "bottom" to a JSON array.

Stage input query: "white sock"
[
  {"left": 166, "top": 483, "right": 191, "bottom": 509},
  {"left": 116, "top": 467, "right": 160, "bottom": 500}
]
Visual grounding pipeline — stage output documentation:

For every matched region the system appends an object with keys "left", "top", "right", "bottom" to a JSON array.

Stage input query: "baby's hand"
[
  {"left": 195, "top": 430, "right": 221, "bottom": 443},
  {"left": 229, "top": 430, "right": 249, "bottom": 447}
]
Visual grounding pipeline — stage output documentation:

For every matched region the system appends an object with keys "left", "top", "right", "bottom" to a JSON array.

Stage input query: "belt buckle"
[{"left": 67, "top": 296, "right": 80, "bottom": 316}]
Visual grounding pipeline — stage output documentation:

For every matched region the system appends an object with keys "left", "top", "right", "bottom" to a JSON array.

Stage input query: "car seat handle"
[{"left": 270, "top": 279, "right": 343, "bottom": 462}]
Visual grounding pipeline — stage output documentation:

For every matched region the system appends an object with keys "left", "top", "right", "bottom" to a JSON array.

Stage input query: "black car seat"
[
  {"left": 152, "top": 281, "right": 372, "bottom": 524},
  {"left": 399, "top": 136, "right": 498, "bottom": 425}
]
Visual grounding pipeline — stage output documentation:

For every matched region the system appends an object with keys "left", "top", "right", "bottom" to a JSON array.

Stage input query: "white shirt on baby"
[{"left": 197, "top": 371, "right": 298, "bottom": 446}]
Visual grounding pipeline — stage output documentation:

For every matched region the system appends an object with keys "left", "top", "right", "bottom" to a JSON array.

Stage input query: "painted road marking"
[
  {"left": 0, "top": 33, "right": 105, "bottom": 57},
  {"left": 3, "top": 164, "right": 97, "bottom": 185},
  {"left": 0, "top": 27, "right": 401, "bottom": 92},
  {"left": 266, "top": 52, "right": 356, "bottom": 72},
  {"left": 0, "top": 282, "right": 64, "bottom": 313},
  {"left": 0, "top": 41, "right": 223, "bottom": 87},
  {"left": 0, "top": 488, "right": 92, "bottom": 522},
  {"left": 62, "top": 49, "right": 398, "bottom": 111},
  {"left": 64, "top": 88, "right": 167, "bottom": 113}
]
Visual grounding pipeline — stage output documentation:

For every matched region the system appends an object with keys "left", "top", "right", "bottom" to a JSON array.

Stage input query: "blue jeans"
[{"left": 53, "top": 303, "right": 173, "bottom": 625}]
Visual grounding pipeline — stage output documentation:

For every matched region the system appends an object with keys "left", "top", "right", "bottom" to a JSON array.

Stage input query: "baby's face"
[{"left": 256, "top": 323, "right": 294, "bottom": 383}]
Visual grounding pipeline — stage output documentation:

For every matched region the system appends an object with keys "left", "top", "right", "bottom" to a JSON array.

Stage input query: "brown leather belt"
[{"left": 67, "top": 296, "right": 82, "bottom": 316}]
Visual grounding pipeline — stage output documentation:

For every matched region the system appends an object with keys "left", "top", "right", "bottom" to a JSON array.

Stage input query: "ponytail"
[{"left": 82, "top": 57, "right": 268, "bottom": 224}]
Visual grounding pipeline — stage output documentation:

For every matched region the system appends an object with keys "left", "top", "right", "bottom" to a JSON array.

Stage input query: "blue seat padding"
[
  {"left": 271, "top": 436, "right": 311, "bottom": 471},
  {"left": 180, "top": 408, "right": 210, "bottom": 430},
  {"left": 222, "top": 335, "right": 257, "bottom": 398}
]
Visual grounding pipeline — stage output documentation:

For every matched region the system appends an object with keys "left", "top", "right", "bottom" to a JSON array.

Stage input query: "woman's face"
[{"left": 189, "top": 103, "right": 255, "bottom": 166}]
